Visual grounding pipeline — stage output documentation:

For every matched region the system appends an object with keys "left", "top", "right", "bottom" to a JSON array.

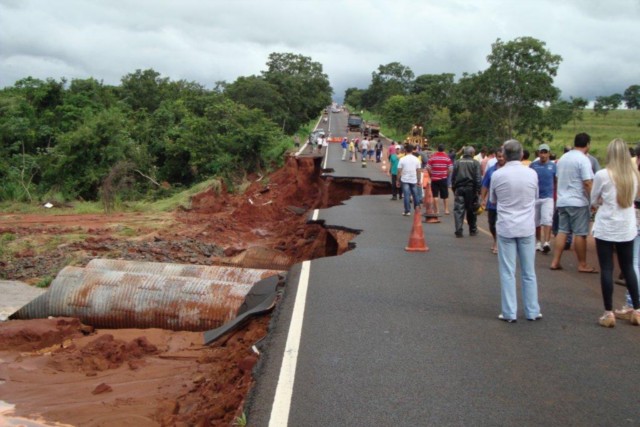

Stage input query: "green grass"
[
  {"left": 350, "top": 106, "right": 640, "bottom": 163},
  {"left": 35, "top": 275, "right": 53, "bottom": 288},
  {"left": 0, "top": 178, "right": 224, "bottom": 215},
  {"left": 0, "top": 200, "right": 103, "bottom": 215},
  {"left": 545, "top": 109, "right": 640, "bottom": 162},
  {"left": 135, "top": 178, "right": 224, "bottom": 212}
]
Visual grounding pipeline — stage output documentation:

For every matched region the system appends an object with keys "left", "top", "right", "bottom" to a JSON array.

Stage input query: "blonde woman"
[{"left": 591, "top": 138, "right": 640, "bottom": 327}]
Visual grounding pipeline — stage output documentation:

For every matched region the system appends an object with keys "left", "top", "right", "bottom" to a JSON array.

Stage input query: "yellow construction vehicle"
[{"left": 405, "top": 125, "right": 429, "bottom": 150}]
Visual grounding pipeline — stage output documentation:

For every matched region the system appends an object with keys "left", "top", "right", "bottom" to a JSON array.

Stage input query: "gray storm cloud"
[{"left": 1, "top": 0, "right": 638, "bottom": 101}]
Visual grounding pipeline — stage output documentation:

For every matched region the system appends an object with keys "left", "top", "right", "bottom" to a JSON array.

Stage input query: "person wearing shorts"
[
  {"left": 427, "top": 144, "right": 453, "bottom": 215},
  {"left": 550, "top": 133, "right": 597, "bottom": 273},
  {"left": 530, "top": 144, "right": 557, "bottom": 253}
]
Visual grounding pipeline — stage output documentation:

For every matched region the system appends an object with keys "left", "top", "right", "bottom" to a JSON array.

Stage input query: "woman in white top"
[{"left": 591, "top": 138, "right": 640, "bottom": 327}]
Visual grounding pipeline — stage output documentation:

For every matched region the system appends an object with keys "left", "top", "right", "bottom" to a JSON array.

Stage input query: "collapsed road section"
[{"left": 0, "top": 152, "right": 392, "bottom": 426}]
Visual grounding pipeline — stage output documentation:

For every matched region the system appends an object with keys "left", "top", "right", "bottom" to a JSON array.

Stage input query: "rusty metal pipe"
[
  {"left": 85, "top": 258, "right": 284, "bottom": 285},
  {"left": 11, "top": 266, "right": 257, "bottom": 331}
]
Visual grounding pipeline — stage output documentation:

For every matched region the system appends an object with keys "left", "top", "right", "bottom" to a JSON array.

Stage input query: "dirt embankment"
[{"left": 0, "top": 154, "right": 389, "bottom": 426}]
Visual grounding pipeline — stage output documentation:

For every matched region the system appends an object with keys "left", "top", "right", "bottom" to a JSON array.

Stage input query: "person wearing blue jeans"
[
  {"left": 397, "top": 144, "right": 422, "bottom": 216},
  {"left": 490, "top": 139, "right": 542, "bottom": 322},
  {"left": 497, "top": 234, "right": 540, "bottom": 320},
  {"left": 402, "top": 182, "right": 420, "bottom": 215},
  {"left": 618, "top": 232, "right": 640, "bottom": 310}
]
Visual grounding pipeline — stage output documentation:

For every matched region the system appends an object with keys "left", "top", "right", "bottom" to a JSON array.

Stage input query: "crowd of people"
[
  {"left": 384, "top": 133, "right": 640, "bottom": 327},
  {"left": 339, "top": 136, "right": 386, "bottom": 163}
]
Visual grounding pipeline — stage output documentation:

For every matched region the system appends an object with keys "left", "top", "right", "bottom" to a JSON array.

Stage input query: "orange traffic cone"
[
  {"left": 405, "top": 206, "right": 429, "bottom": 252},
  {"left": 422, "top": 171, "right": 441, "bottom": 223}
]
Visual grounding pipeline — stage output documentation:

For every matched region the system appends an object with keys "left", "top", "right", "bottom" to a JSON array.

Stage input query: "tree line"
[
  {"left": 0, "top": 52, "right": 332, "bottom": 203},
  {"left": 344, "top": 36, "right": 639, "bottom": 148}
]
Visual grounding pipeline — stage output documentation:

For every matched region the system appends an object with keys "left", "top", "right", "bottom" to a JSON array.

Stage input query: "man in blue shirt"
[
  {"left": 530, "top": 144, "right": 557, "bottom": 253},
  {"left": 480, "top": 149, "right": 506, "bottom": 254}
]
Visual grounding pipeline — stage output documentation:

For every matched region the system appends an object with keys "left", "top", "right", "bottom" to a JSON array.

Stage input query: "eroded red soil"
[{"left": 0, "top": 155, "right": 383, "bottom": 426}]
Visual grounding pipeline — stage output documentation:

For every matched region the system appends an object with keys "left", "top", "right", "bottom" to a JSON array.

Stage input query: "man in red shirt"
[{"left": 427, "top": 144, "right": 454, "bottom": 215}]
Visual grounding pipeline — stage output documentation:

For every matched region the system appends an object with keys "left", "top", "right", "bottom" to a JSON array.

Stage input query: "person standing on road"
[
  {"left": 530, "top": 144, "right": 557, "bottom": 254},
  {"left": 390, "top": 149, "right": 400, "bottom": 200},
  {"left": 321, "top": 135, "right": 329, "bottom": 154},
  {"left": 590, "top": 138, "right": 640, "bottom": 327},
  {"left": 375, "top": 138, "right": 384, "bottom": 163},
  {"left": 398, "top": 144, "right": 422, "bottom": 216},
  {"left": 348, "top": 139, "right": 356, "bottom": 162},
  {"left": 316, "top": 134, "right": 325, "bottom": 153},
  {"left": 387, "top": 141, "right": 398, "bottom": 161},
  {"left": 481, "top": 148, "right": 496, "bottom": 176},
  {"left": 341, "top": 137, "right": 348, "bottom": 161},
  {"left": 490, "top": 139, "right": 542, "bottom": 323},
  {"left": 480, "top": 149, "right": 506, "bottom": 254},
  {"left": 451, "top": 146, "right": 482, "bottom": 237},
  {"left": 427, "top": 144, "right": 453, "bottom": 215},
  {"left": 368, "top": 140, "right": 375, "bottom": 162},
  {"left": 361, "top": 137, "right": 369, "bottom": 161},
  {"left": 549, "top": 133, "right": 597, "bottom": 273}
]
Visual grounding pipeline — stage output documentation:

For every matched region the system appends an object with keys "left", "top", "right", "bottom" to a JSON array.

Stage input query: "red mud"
[{"left": 0, "top": 155, "right": 385, "bottom": 426}]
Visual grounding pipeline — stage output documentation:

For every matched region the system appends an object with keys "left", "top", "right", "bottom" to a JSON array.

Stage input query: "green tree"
[
  {"left": 568, "top": 96, "right": 588, "bottom": 129},
  {"left": 42, "top": 107, "right": 138, "bottom": 199},
  {"left": 380, "top": 95, "right": 411, "bottom": 134},
  {"left": 361, "top": 62, "right": 414, "bottom": 111},
  {"left": 458, "top": 37, "right": 562, "bottom": 142},
  {"left": 411, "top": 73, "right": 455, "bottom": 109},
  {"left": 343, "top": 87, "right": 364, "bottom": 109},
  {"left": 119, "top": 69, "right": 170, "bottom": 113},
  {"left": 594, "top": 93, "right": 622, "bottom": 116},
  {"left": 261, "top": 52, "right": 332, "bottom": 133},
  {"left": 225, "top": 75, "right": 286, "bottom": 124},
  {"left": 623, "top": 85, "right": 640, "bottom": 110}
]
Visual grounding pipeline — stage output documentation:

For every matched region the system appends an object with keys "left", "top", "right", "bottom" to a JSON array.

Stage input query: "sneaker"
[
  {"left": 614, "top": 305, "right": 634, "bottom": 320},
  {"left": 535, "top": 241, "right": 543, "bottom": 252},
  {"left": 599, "top": 311, "right": 616, "bottom": 328},
  {"left": 631, "top": 309, "right": 640, "bottom": 326},
  {"left": 498, "top": 314, "right": 517, "bottom": 323},
  {"left": 455, "top": 232, "right": 463, "bottom": 238},
  {"left": 403, "top": 211, "right": 411, "bottom": 216},
  {"left": 469, "top": 231, "right": 478, "bottom": 236},
  {"left": 542, "top": 242, "right": 551, "bottom": 253},
  {"left": 527, "top": 314, "right": 543, "bottom": 321},
  {"left": 390, "top": 196, "right": 397, "bottom": 201}
]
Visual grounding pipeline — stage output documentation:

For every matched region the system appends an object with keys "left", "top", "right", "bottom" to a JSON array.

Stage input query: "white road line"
[
  {"left": 322, "top": 143, "right": 329, "bottom": 169},
  {"left": 268, "top": 260, "right": 311, "bottom": 427}
]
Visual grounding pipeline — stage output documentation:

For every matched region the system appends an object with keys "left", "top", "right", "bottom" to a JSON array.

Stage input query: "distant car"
[{"left": 331, "top": 107, "right": 341, "bottom": 113}]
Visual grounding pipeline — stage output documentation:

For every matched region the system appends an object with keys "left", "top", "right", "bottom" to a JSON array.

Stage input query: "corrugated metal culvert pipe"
[{"left": 11, "top": 259, "right": 286, "bottom": 332}]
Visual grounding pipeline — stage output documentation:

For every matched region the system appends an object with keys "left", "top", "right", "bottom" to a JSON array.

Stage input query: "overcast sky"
[{"left": 1, "top": 0, "right": 638, "bottom": 102}]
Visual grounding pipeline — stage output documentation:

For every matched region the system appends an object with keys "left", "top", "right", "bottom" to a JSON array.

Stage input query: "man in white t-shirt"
[
  {"left": 549, "top": 132, "right": 597, "bottom": 273},
  {"left": 398, "top": 144, "right": 422, "bottom": 216},
  {"left": 360, "top": 138, "right": 370, "bottom": 161}
]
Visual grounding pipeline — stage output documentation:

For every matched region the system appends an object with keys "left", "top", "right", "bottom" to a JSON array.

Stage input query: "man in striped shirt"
[{"left": 427, "top": 144, "right": 454, "bottom": 215}]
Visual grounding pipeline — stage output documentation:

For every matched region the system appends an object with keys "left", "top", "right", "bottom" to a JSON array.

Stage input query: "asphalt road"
[{"left": 247, "top": 111, "right": 640, "bottom": 426}]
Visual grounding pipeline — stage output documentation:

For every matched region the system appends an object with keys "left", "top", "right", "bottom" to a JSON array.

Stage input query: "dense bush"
[{"left": 0, "top": 52, "right": 331, "bottom": 203}]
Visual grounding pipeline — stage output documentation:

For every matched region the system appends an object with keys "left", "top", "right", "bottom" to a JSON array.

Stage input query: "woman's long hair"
[{"left": 605, "top": 138, "right": 640, "bottom": 208}]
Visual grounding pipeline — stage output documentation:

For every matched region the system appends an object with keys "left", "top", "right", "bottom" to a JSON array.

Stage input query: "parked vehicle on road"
[
  {"left": 347, "top": 114, "right": 363, "bottom": 132},
  {"left": 363, "top": 121, "right": 380, "bottom": 138}
]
